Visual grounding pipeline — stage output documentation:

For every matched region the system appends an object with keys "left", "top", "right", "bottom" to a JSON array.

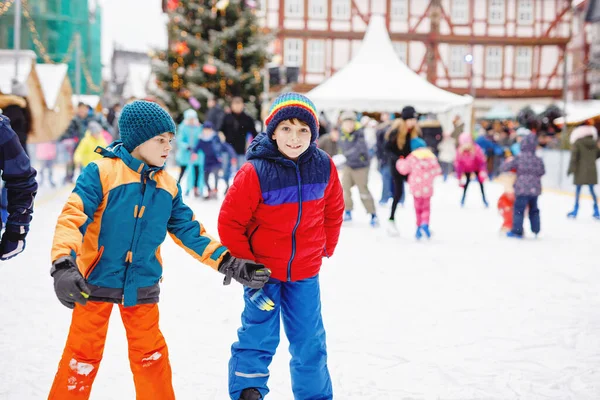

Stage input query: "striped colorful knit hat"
[{"left": 265, "top": 92, "right": 319, "bottom": 142}]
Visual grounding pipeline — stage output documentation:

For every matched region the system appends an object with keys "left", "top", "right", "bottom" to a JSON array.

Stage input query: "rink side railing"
[{"left": 540, "top": 149, "right": 600, "bottom": 193}]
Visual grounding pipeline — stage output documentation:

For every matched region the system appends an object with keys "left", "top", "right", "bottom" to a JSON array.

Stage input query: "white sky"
[{"left": 98, "top": 0, "right": 168, "bottom": 66}]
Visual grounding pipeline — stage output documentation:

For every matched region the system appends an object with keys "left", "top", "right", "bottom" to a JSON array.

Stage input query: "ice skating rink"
[{"left": 0, "top": 177, "right": 598, "bottom": 399}]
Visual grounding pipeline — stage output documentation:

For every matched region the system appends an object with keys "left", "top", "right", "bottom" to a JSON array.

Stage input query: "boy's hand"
[
  {"left": 218, "top": 254, "right": 270, "bottom": 289},
  {"left": 50, "top": 256, "right": 91, "bottom": 309},
  {"left": 0, "top": 225, "right": 27, "bottom": 261}
]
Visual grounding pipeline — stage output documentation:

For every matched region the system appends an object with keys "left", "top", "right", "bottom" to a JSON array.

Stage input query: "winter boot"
[
  {"left": 193, "top": 187, "right": 200, "bottom": 198},
  {"left": 593, "top": 204, "right": 599, "bottom": 220},
  {"left": 386, "top": 219, "right": 399, "bottom": 236},
  {"left": 415, "top": 226, "right": 422, "bottom": 240},
  {"left": 567, "top": 204, "right": 579, "bottom": 218},
  {"left": 239, "top": 388, "right": 262, "bottom": 400},
  {"left": 421, "top": 224, "right": 431, "bottom": 238},
  {"left": 343, "top": 210, "right": 352, "bottom": 222},
  {"left": 370, "top": 214, "right": 380, "bottom": 227}
]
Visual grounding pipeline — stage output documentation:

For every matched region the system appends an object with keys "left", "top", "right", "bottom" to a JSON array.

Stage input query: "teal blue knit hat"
[{"left": 118, "top": 101, "right": 177, "bottom": 152}]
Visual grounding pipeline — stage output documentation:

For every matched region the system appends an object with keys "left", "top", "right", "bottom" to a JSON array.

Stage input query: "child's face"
[
  {"left": 341, "top": 119, "right": 355, "bottom": 133},
  {"left": 272, "top": 119, "right": 311, "bottom": 161},
  {"left": 131, "top": 132, "right": 174, "bottom": 167},
  {"left": 203, "top": 128, "right": 214, "bottom": 137}
]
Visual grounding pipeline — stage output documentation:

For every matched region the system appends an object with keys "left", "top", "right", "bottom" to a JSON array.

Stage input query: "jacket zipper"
[
  {"left": 286, "top": 163, "right": 302, "bottom": 281},
  {"left": 84, "top": 246, "right": 104, "bottom": 279},
  {"left": 122, "top": 171, "right": 148, "bottom": 304}
]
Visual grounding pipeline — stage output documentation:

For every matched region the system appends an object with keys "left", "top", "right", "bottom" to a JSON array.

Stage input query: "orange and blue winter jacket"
[
  {"left": 218, "top": 133, "right": 344, "bottom": 282},
  {"left": 51, "top": 141, "right": 229, "bottom": 307}
]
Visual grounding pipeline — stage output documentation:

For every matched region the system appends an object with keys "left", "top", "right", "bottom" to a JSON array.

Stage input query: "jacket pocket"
[{"left": 85, "top": 246, "right": 104, "bottom": 279}]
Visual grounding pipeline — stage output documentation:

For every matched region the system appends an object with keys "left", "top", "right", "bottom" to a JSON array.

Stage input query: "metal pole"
[
  {"left": 559, "top": 48, "right": 568, "bottom": 188},
  {"left": 12, "top": 0, "right": 22, "bottom": 90},
  {"left": 75, "top": 32, "right": 81, "bottom": 96},
  {"left": 559, "top": 1, "right": 573, "bottom": 188}
]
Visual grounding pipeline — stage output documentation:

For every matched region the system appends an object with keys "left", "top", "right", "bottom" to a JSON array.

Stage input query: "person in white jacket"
[{"left": 437, "top": 130, "right": 456, "bottom": 181}]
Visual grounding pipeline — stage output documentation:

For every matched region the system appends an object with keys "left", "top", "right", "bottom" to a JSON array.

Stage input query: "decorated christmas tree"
[{"left": 152, "top": 0, "right": 271, "bottom": 119}]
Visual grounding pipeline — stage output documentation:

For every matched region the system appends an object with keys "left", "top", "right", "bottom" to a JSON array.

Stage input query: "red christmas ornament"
[
  {"left": 167, "top": 0, "right": 179, "bottom": 11},
  {"left": 174, "top": 41, "right": 190, "bottom": 56},
  {"left": 202, "top": 63, "right": 217, "bottom": 75}
]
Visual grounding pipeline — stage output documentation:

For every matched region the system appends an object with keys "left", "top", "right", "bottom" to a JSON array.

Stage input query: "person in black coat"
[{"left": 221, "top": 96, "right": 257, "bottom": 171}]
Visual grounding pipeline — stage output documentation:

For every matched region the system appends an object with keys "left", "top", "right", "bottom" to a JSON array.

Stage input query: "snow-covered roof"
[
  {"left": 122, "top": 63, "right": 152, "bottom": 99},
  {"left": 553, "top": 100, "right": 600, "bottom": 125},
  {"left": 307, "top": 15, "right": 472, "bottom": 113},
  {"left": 72, "top": 94, "right": 101, "bottom": 109},
  {"left": 35, "top": 64, "right": 69, "bottom": 110},
  {"left": 0, "top": 50, "right": 36, "bottom": 95}
]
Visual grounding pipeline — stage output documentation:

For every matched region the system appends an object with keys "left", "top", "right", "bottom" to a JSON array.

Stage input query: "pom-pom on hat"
[
  {"left": 265, "top": 92, "right": 319, "bottom": 142},
  {"left": 118, "top": 100, "right": 176, "bottom": 152}
]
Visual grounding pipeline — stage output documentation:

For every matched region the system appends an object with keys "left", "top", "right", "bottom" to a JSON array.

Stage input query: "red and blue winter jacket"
[{"left": 218, "top": 132, "right": 344, "bottom": 282}]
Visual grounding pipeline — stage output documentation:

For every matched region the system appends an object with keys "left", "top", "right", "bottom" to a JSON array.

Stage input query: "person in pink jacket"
[
  {"left": 396, "top": 137, "right": 442, "bottom": 239},
  {"left": 35, "top": 141, "right": 57, "bottom": 187},
  {"left": 455, "top": 132, "right": 489, "bottom": 207}
]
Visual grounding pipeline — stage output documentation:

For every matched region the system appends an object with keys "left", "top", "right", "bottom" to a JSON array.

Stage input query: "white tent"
[
  {"left": 307, "top": 15, "right": 472, "bottom": 114},
  {"left": 553, "top": 100, "right": 600, "bottom": 125}
]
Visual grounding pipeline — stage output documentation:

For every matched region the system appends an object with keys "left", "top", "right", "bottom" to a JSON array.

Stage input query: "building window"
[
  {"left": 284, "top": 38, "right": 303, "bottom": 67},
  {"left": 488, "top": 0, "right": 505, "bottom": 24},
  {"left": 285, "top": 0, "right": 303, "bottom": 17},
  {"left": 485, "top": 46, "right": 502, "bottom": 79},
  {"left": 393, "top": 42, "right": 408, "bottom": 64},
  {"left": 517, "top": 0, "right": 533, "bottom": 24},
  {"left": 449, "top": 45, "right": 469, "bottom": 77},
  {"left": 451, "top": 0, "right": 469, "bottom": 24},
  {"left": 308, "top": 0, "right": 327, "bottom": 18},
  {"left": 307, "top": 40, "right": 325, "bottom": 73},
  {"left": 332, "top": 0, "right": 350, "bottom": 20},
  {"left": 390, "top": 0, "right": 408, "bottom": 20},
  {"left": 515, "top": 46, "right": 532, "bottom": 78}
]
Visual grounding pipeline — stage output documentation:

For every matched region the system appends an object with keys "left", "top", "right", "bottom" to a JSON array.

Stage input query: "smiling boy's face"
[
  {"left": 130, "top": 132, "right": 174, "bottom": 167},
  {"left": 272, "top": 119, "right": 311, "bottom": 161}
]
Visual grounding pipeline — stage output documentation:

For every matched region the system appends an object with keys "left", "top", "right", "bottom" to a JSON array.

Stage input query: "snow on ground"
[{"left": 0, "top": 173, "right": 599, "bottom": 400}]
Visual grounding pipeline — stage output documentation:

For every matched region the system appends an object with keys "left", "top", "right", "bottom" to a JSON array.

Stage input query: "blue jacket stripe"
[{"left": 262, "top": 182, "right": 328, "bottom": 206}]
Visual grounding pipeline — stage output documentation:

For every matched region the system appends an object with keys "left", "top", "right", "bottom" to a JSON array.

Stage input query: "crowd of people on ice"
[{"left": 0, "top": 89, "right": 599, "bottom": 399}]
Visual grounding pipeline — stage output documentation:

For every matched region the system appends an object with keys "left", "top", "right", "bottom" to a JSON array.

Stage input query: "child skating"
[
  {"left": 48, "top": 101, "right": 270, "bottom": 399},
  {"left": 218, "top": 93, "right": 344, "bottom": 400},
  {"left": 455, "top": 132, "right": 489, "bottom": 207},
  {"left": 496, "top": 172, "right": 517, "bottom": 233},
  {"left": 500, "top": 133, "right": 545, "bottom": 238},
  {"left": 396, "top": 137, "right": 442, "bottom": 239}
]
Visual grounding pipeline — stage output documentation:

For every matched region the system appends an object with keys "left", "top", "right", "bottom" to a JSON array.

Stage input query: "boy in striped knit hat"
[{"left": 218, "top": 92, "right": 344, "bottom": 400}]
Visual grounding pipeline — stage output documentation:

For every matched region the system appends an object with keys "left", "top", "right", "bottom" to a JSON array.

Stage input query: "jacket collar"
[{"left": 96, "top": 140, "right": 164, "bottom": 178}]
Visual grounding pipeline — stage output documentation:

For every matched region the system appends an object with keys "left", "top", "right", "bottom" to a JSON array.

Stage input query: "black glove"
[
  {"left": 0, "top": 224, "right": 28, "bottom": 261},
  {"left": 218, "top": 254, "right": 271, "bottom": 289},
  {"left": 51, "top": 256, "right": 91, "bottom": 309}
]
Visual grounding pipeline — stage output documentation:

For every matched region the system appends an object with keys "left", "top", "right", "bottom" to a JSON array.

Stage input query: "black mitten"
[
  {"left": 218, "top": 254, "right": 270, "bottom": 289},
  {"left": 51, "top": 256, "right": 91, "bottom": 309}
]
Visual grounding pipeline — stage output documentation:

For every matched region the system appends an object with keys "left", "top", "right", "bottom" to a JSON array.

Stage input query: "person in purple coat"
[{"left": 500, "top": 133, "right": 545, "bottom": 238}]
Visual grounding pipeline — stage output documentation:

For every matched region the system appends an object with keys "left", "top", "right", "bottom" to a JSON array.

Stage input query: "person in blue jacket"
[{"left": 0, "top": 114, "right": 37, "bottom": 260}]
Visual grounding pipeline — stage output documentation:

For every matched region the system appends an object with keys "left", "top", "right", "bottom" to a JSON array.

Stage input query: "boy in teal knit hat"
[{"left": 48, "top": 100, "right": 270, "bottom": 399}]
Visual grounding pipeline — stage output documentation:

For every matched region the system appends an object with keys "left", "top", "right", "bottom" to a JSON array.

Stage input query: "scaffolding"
[{"left": 0, "top": 0, "right": 103, "bottom": 94}]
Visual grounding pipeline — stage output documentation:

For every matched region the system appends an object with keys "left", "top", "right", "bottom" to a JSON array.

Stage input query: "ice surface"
[{"left": 0, "top": 175, "right": 598, "bottom": 399}]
